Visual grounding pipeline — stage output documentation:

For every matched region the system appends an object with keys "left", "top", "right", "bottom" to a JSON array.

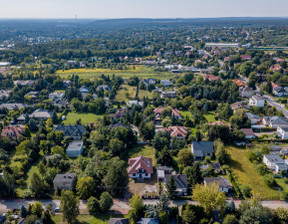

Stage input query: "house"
[
  {"left": 239, "top": 86, "right": 254, "bottom": 98},
  {"left": 137, "top": 218, "right": 159, "bottom": 224},
  {"left": 30, "top": 109, "right": 53, "bottom": 120},
  {"left": 66, "top": 141, "right": 83, "bottom": 158},
  {"left": 156, "top": 126, "right": 188, "bottom": 139},
  {"left": 63, "top": 80, "right": 72, "bottom": 87},
  {"left": 53, "top": 173, "right": 76, "bottom": 190},
  {"left": 263, "top": 155, "right": 287, "bottom": 173},
  {"left": 156, "top": 166, "right": 173, "bottom": 182},
  {"left": 54, "top": 125, "right": 87, "bottom": 140},
  {"left": 108, "top": 218, "right": 129, "bottom": 224},
  {"left": 127, "top": 100, "right": 144, "bottom": 107},
  {"left": 142, "top": 78, "right": 156, "bottom": 87},
  {"left": 0, "top": 90, "right": 11, "bottom": 100},
  {"left": 273, "top": 87, "right": 288, "bottom": 97},
  {"left": 0, "top": 103, "right": 26, "bottom": 111},
  {"left": 110, "top": 108, "right": 128, "bottom": 119},
  {"left": 230, "top": 102, "right": 246, "bottom": 112},
  {"left": 203, "top": 74, "right": 221, "bottom": 81},
  {"left": 154, "top": 107, "right": 182, "bottom": 119},
  {"left": 191, "top": 141, "right": 214, "bottom": 160},
  {"left": 160, "top": 91, "right": 177, "bottom": 98},
  {"left": 240, "top": 55, "right": 252, "bottom": 60},
  {"left": 13, "top": 80, "right": 35, "bottom": 86},
  {"left": 277, "top": 126, "right": 288, "bottom": 139},
  {"left": 249, "top": 95, "right": 265, "bottom": 107},
  {"left": 209, "top": 163, "right": 222, "bottom": 174},
  {"left": 79, "top": 86, "right": 89, "bottom": 93},
  {"left": 208, "top": 121, "right": 231, "bottom": 129},
  {"left": 246, "top": 113, "right": 261, "bottom": 125},
  {"left": 263, "top": 116, "right": 288, "bottom": 128},
  {"left": 232, "top": 79, "right": 245, "bottom": 87},
  {"left": 96, "top": 85, "right": 111, "bottom": 92},
  {"left": 26, "top": 91, "right": 39, "bottom": 99},
  {"left": 49, "top": 92, "right": 65, "bottom": 100},
  {"left": 204, "top": 177, "right": 233, "bottom": 193},
  {"left": 241, "top": 128, "right": 256, "bottom": 139},
  {"left": 53, "top": 99, "right": 69, "bottom": 110},
  {"left": 160, "top": 79, "right": 170, "bottom": 87},
  {"left": 128, "top": 156, "right": 153, "bottom": 180},
  {"left": 164, "top": 174, "right": 188, "bottom": 196},
  {"left": 1, "top": 126, "right": 24, "bottom": 139}
]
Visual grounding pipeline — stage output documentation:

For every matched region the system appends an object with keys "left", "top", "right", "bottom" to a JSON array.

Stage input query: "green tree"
[
  {"left": 60, "top": 190, "right": 79, "bottom": 224},
  {"left": 87, "top": 196, "right": 100, "bottom": 215},
  {"left": 223, "top": 214, "right": 238, "bottom": 224},
  {"left": 76, "top": 176, "right": 95, "bottom": 199},
  {"left": 24, "top": 125, "right": 31, "bottom": 138},
  {"left": 177, "top": 148, "right": 194, "bottom": 168},
  {"left": 20, "top": 205, "right": 28, "bottom": 218},
  {"left": 182, "top": 208, "right": 196, "bottom": 224},
  {"left": 99, "top": 192, "right": 113, "bottom": 213},
  {"left": 129, "top": 194, "right": 144, "bottom": 217},
  {"left": 167, "top": 175, "right": 177, "bottom": 199},
  {"left": 239, "top": 206, "right": 273, "bottom": 224},
  {"left": 41, "top": 210, "right": 53, "bottom": 224},
  {"left": 275, "top": 207, "right": 288, "bottom": 223},
  {"left": 31, "top": 201, "right": 44, "bottom": 217},
  {"left": 184, "top": 163, "right": 203, "bottom": 188},
  {"left": 192, "top": 183, "right": 226, "bottom": 214},
  {"left": 29, "top": 173, "right": 46, "bottom": 198}
]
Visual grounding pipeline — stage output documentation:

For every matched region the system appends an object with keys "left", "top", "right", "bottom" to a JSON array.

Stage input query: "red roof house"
[
  {"left": 204, "top": 74, "right": 222, "bottom": 81},
  {"left": 1, "top": 126, "right": 24, "bottom": 139},
  {"left": 157, "top": 126, "right": 188, "bottom": 139},
  {"left": 128, "top": 156, "right": 153, "bottom": 180},
  {"left": 240, "top": 55, "right": 252, "bottom": 60}
]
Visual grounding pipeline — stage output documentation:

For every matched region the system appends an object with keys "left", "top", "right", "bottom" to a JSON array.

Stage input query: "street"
[{"left": 263, "top": 95, "right": 288, "bottom": 118}]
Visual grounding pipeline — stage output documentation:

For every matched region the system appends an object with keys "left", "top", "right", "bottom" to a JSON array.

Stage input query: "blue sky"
[{"left": 0, "top": 0, "right": 287, "bottom": 19}]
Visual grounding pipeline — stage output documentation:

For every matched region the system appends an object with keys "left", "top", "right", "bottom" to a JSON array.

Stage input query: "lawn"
[
  {"left": 63, "top": 112, "right": 104, "bottom": 125},
  {"left": 128, "top": 145, "right": 155, "bottom": 164},
  {"left": 226, "top": 146, "right": 280, "bottom": 200},
  {"left": 180, "top": 110, "right": 192, "bottom": 119},
  {"left": 204, "top": 112, "right": 216, "bottom": 122},
  {"left": 52, "top": 214, "right": 128, "bottom": 224},
  {"left": 56, "top": 66, "right": 175, "bottom": 80},
  {"left": 115, "top": 85, "right": 153, "bottom": 102}
]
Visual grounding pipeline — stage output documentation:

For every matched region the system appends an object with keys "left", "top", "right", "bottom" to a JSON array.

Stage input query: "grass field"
[
  {"left": 128, "top": 145, "right": 155, "bottom": 164},
  {"left": 52, "top": 214, "right": 128, "bottom": 224},
  {"left": 115, "top": 85, "right": 153, "bottom": 102},
  {"left": 56, "top": 66, "right": 175, "bottom": 80},
  {"left": 226, "top": 146, "right": 280, "bottom": 200},
  {"left": 63, "top": 112, "right": 104, "bottom": 125},
  {"left": 204, "top": 112, "right": 217, "bottom": 122}
]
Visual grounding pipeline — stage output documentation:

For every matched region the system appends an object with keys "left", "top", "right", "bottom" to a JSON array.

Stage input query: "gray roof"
[
  {"left": 67, "top": 141, "right": 83, "bottom": 151},
  {"left": 54, "top": 125, "right": 87, "bottom": 138},
  {"left": 53, "top": 173, "right": 76, "bottom": 183},
  {"left": 246, "top": 112, "right": 260, "bottom": 120},
  {"left": 137, "top": 218, "right": 159, "bottom": 224},
  {"left": 165, "top": 174, "right": 188, "bottom": 189},
  {"left": 108, "top": 218, "right": 129, "bottom": 224},
  {"left": 30, "top": 109, "right": 52, "bottom": 119},
  {"left": 204, "top": 177, "right": 232, "bottom": 188},
  {"left": 0, "top": 103, "right": 26, "bottom": 111},
  {"left": 191, "top": 141, "right": 214, "bottom": 157},
  {"left": 264, "top": 116, "right": 288, "bottom": 126},
  {"left": 264, "top": 154, "right": 285, "bottom": 163}
]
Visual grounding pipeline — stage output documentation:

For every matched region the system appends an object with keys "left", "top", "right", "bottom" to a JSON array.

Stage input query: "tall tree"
[
  {"left": 60, "top": 190, "right": 79, "bottom": 224},
  {"left": 167, "top": 175, "right": 177, "bottom": 199}
]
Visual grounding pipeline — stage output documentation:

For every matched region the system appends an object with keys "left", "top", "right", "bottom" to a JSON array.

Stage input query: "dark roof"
[
  {"left": 165, "top": 174, "right": 188, "bottom": 189},
  {"left": 53, "top": 173, "right": 76, "bottom": 183},
  {"left": 191, "top": 141, "right": 214, "bottom": 157},
  {"left": 108, "top": 218, "right": 129, "bottom": 224},
  {"left": 204, "top": 177, "right": 232, "bottom": 188},
  {"left": 137, "top": 218, "right": 159, "bottom": 224},
  {"left": 54, "top": 125, "right": 87, "bottom": 138},
  {"left": 209, "top": 163, "right": 221, "bottom": 171}
]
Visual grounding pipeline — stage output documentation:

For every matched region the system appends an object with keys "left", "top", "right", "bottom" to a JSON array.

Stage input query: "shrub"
[{"left": 264, "top": 174, "right": 276, "bottom": 188}]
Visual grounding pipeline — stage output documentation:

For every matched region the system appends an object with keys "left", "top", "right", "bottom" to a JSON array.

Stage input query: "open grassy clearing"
[
  {"left": 56, "top": 66, "right": 175, "bottom": 80},
  {"left": 52, "top": 214, "right": 128, "bottom": 224},
  {"left": 63, "top": 112, "right": 103, "bottom": 125},
  {"left": 226, "top": 146, "right": 280, "bottom": 200},
  {"left": 115, "top": 85, "right": 153, "bottom": 102},
  {"left": 204, "top": 112, "right": 217, "bottom": 122},
  {"left": 127, "top": 145, "right": 155, "bottom": 164}
]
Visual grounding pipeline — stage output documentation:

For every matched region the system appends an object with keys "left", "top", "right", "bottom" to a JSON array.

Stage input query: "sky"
[{"left": 0, "top": 0, "right": 287, "bottom": 19}]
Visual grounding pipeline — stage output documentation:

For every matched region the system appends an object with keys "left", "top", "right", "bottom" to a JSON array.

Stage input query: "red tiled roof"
[
  {"left": 204, "top": 74, "right": 221, "bottom": 81},
  {"left": 158, "top": 126, "right": 188, "bottom": 138},
  {"left": 232, "top": 79, "right": 245, "bottom": 87},
  {"left": 1, "top": 126, "right": 24, "bottom": 138},
  {"left": 240, "top": 128, "right": 255, "bottom": 136},
  {"left": 128, "top": 156, "right": 153, "bottom": 174},
  {"left": 154, "top": 107, "right": 181, "bottom": 117},
  {"left": 240, "top": 55, "right": 252, "bottom": 60}
]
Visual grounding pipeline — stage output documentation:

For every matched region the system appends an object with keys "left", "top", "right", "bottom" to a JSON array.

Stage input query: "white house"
[
  {"left": 160, "top": 79, "right": 170, "bottom": 87},
  {"left": 128, "top": 156, "right": 153, "bottom": 180},
  {"left": 263, "top": 154, "right": 287, "bottom": 174},
  {"left": 66, "top": 141, "right": 84, "bottom": 158},
  {"left": 126, "top": 100, "right": 144, "bottom": 107},
  {"left": 246, "top": 113, "right": 261, "bottom": 125},
  {"left": 239, "top": 86, "right": 254, "bottom": 98},
  {"left": 277, "top": 126, "right": 288, "bottom": 139},
  {"left": 249, "top": 95, "right": 265, "bottom": 107}
]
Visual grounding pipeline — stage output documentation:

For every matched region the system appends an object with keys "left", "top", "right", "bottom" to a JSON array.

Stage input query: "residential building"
[
  {"left": 96, "top": 85, "right": 111, "bottom": 92},
  {"left": 137, "top": 219, "right": 159, "bottom": 224},
  {"left": 246, "top": 113, "right": 261, "bottom": 125},
  {"left": 53, "top": 173, "right": 76, "bottom": 190},
  {"left": 230, "top": 102, "right": 246, "bottom": 112},
  {"left": 203, "top": 74, "right": 221, "bottom": 81},
  {"left": 63, "top": 80, "right": 72, "bottom": 87},
  {"left": 156, "top": 166, "right": 173, "bottom": 182},
  {"left": 110, "top": 108, "right": 128, "bottom": 119},
  {"left": 54, "top": 125, "right": 87, "bottom": 140},
  {"left": 191, "top": 141, "right": 214, "bottom": 160},
  {"left": 13, "top": 80, "right": 35, "bottom": 86},
  {"left": 262, "top": 116, "right": 288, "bottom": 128},
  {"left": 49, "top": 92, "right": 65, "bottom": 100},
  {"left": 239, "top": 86, "right": 254, "bottom": 98},
  {"left": 241, "top": 128, "right": 256, "bottom": 139},
  {"left": 277, "top": 126, "right": 288, "bottom": 139},
  {"left": 108, "top": 218, "right": 129, "bottom": 224},
  {"left": 0, "top": 90, "right": 11, "bottom": 100},
  {"left": 127, "top": 100, "right": 144, "bottom": 107},
  {"left": 164, "top": 174, "right": 188, "bottom": 196},
  {"left": 205, "top": 43, "right": 241, "bottom": 48},
  {"left": 128, "top": 156, "right": 153, "bottom": 180},
  {"left": 160, "top": 91, "right": 177, "bottom": 98},
  {"left": 240, "top": 55, "right": 252, "bottom": 60},
  {"left": 273, "top": 87, "right": 288, "bottom": 97},
  {"left": 79, "top": 86, "right": 89, "bottom": 93},
  {"left": 66, "top": 141, "right": 83, "bottom": 158},
  {"left": 142, "top": 78, "right": 156, "bottom": 87},
  {"left": 26, "top": 91, "right": 39, "bottom": 99},
  {"left": 249, "top": 95, "right": 265, "bottom": 107},
  {"left": 160, "top": 79, "right": 170, "bottom": 87},
  {"left": 30, "top": 109, "right": 52, "bottom": 120},
  {"left": 263, "top": 155, "right": 287, "bottom": 173},
  {"left": 0, "top": 103, "right": 26, "bottom": 111},
  {"left": 204, "top": 177, "right": 233, "bottom": 193},
  {"left": 1, "top": 126, "right": 24, "bottom": 139},
  {"left": 154, "top": 107, "right": 182, "bottom": 119},
  {"left": 156, "top": 126, "right": 188, "bottom": 139}
]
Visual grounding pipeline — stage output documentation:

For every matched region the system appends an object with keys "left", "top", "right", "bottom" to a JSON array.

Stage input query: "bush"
[
  {"left": 264, "top": 174, "right": 276, "bottom": 188},
  {"left": 87, "top": 196, "right": 100, "bottom": 215}
]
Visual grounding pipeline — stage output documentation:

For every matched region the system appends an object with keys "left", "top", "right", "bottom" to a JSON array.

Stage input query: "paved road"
[
  {"left": 1, "top": 199, "right": 288, "bottom": 214},
  {"left": 263, "top": 95, "right": 288, "bottom": 118}
]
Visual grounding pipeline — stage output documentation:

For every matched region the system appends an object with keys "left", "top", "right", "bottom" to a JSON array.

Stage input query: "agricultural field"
[
  {"left": 56, "top": 66, "right": 176, "bottom": 80},
  {"left": 115, "top": 84, "right": 153, "bottom": 102},
  {"left": 63, "top": 112, "right": 104, "bottom": 125},
  {"left": 226, "top": 146, "right": 281, "bottom": 200}
]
